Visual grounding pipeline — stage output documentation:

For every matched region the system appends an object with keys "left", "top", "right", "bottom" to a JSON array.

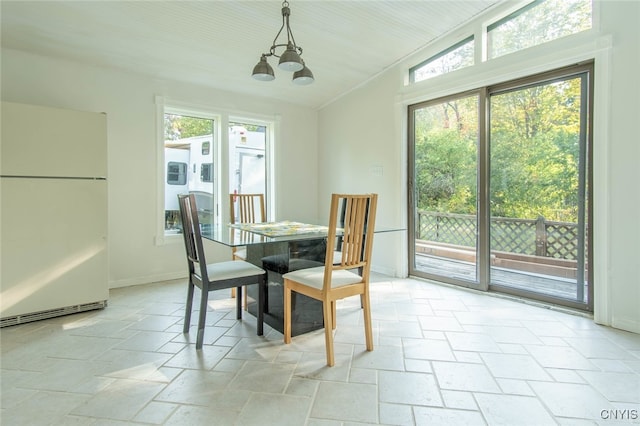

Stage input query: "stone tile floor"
[{"left": 1, "top": 274, "right": 639, "bottom": 425}]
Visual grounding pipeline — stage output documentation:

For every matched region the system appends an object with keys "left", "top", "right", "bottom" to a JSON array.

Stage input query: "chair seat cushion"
[
  {"left": 194, "top": 260, "right": 264, "bottom": 281},
  {"left": 283, "top": 266, "right": 362, "bottom": 290}
]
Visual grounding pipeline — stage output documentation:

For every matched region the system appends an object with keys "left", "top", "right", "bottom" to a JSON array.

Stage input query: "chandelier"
[{"left": 251, "top": 1, "right": 314, "bottom": 85}]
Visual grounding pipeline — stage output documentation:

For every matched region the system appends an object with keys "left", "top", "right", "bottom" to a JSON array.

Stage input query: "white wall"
[
  {"left": 318, "top": 0, "right": 640, "bottom": 333},
  {"left": 318, "top": 71, "right": 407, "bottom": 278},
  {"left": 1, "top": 48, "right": 319, "bottom": 288},
  {"left": 598, "top": 0, "right": 640, "bottom": 334}
]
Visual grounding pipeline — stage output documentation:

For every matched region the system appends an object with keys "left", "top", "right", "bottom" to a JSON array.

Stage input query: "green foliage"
[
  {"left": 489, "top": 0, "right": 592, "bottom": 58},
  {"left": 490, "top": 78, "right": 582, "bottom": 222},
  {"left": 164, "top": 117, "right": 265, "bottom": 142},
  {"left": 414, "top": 38, "right": 474, "bottom": 82},
  {"left": 230, "top": 122, "right": 265, "bottom": 133},
  {"left": 416, "top": 129, "right": 477, "bottom": 214},
  {"left": 415, "top": 96, "right": 478, "bottom": 215},
  {"left": 164, "top": 114, "right": 213, "bottom": 140},
  {"left": 414, "top": 75, "right": 585, "bottom": 223}
]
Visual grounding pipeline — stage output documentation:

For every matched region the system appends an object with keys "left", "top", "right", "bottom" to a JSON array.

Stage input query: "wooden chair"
[
  {"left": 283, "top": 193, "right": 378, "bottom": 366},
  {"left": 178, "top": 194, "right": 266, "bottom": 349},
  {"left": 229, "top": 193, "right": 266, "bottom": 308},
  {"left": 229, "top": 193, "right": 266, "bottom": 260}
]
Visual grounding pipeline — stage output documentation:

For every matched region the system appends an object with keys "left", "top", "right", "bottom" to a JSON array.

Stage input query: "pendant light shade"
[
  {"left": 278, "top": 43, "right": 304, "bottom": 72},
  {"left": 292, "top": 62, "right": 314, "bottom": 85},
  {"left": 251, "top": 1, "right": 314, "bottom": 84},
  {"left": 252, "top": 55, "right": 275, "bottom": 81}
]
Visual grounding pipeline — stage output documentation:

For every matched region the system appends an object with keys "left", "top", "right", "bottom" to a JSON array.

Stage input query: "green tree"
[
  {"left": 490, "top": 0, "right": 592, "bottom": 58},
  {"left": 414, "top": 96, "right": 478, "bottom": 214},
  {"left": 490, "top": 78, "right": 583, "bottom": 221},
  {"left": 414, "top": 75, "right": 585, "bottom": 223},
  {"left": 164, "top": 114, "right": 213, "bottom": 140}
]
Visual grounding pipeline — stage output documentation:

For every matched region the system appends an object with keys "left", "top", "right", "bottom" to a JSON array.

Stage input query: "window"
[
  {"left": 201, "top": 141, "right": 210, "bottom": 155},
  {"left": 488, "top": 0, "right": 592, "bottom": 59},
  {"left": 157, "top": 98, "right": 275, "bottom": 239},
  {"left": 409, "top": 0, "right": 592, "bottom": 84},
  {"left": 229, "top": 122, "right": 267, "bottom": 196},
  {"left": 167, "top": 161, "right": 187, "bottom": 185},
  {"left": 410, "top": 37, "right": 474, "bottom": 83},
  {"left": 163, "top": 111, "right": 215, "bottom": 234},
  {"left": 200, "top": 163, "right": 213, "bottom": 183}
]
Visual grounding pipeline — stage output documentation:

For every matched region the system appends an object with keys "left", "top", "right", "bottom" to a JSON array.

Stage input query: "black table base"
[{"left": 244, "top": 238, "right": 326, "bottom": 337}]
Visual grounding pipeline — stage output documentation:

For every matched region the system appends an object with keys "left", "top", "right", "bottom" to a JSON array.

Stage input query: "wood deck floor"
[{"left": 414, "top": 254, "right": 589, "bottom": 303}]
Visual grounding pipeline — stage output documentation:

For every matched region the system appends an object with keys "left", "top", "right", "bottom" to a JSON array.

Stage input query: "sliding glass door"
[
  {"left": 409, "top": 64, "right": 593, "bottom": 310},
  {"left": 488, "top": 69, "right": 591, "bottom": 306},
  {"left": 409, "top": 93, "right": 481, "bottom": 288}
]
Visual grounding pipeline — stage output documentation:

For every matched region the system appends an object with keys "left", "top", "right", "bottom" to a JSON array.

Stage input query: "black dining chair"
[{"left": 178, "top": 193, "right": 267, "bottom": 349}]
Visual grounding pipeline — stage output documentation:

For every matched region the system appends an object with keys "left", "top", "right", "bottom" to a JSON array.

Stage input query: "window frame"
[
  {"left": 408, "top": 0, "right": 593, "bottom": 85},
  {"left": 154, "top": 96, "right": 277, "bottom": 245},
  {"left": 408, "top": 62, "right": 594, "bottom": 311},
  {"left": 409, "top": 36, "right": 475, "bottom": 83},
  {"left": 166, "top": 161, "right": 188, "bottom": 185},
  {"left": 486, "top": 0, "right": 593, "bottom": 60},
  {"left": 200, "top": 163, "right": 213, "bottom": 183}
]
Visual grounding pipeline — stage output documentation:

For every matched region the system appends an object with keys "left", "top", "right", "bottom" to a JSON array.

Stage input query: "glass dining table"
[
  {"left": 201, "top": 221, "right": 336, "bottom": 336},
  {"left": 202, "top": 220, "right": 402, "bottom": 336}
]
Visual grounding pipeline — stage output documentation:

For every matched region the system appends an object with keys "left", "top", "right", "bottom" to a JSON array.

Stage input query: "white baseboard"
[
  {"left": 371, "top": 265, "right": 406, "bottom": 278},
  {"left": 611, "top": 316, "right": 640, "bottom": 334},
  {"left": 109, "top": 271, "right": 186, "bottom": 289}
]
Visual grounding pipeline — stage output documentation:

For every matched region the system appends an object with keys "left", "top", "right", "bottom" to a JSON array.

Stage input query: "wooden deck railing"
[{"left": 418, "top": 211, "right": 580, "bottom": 261}]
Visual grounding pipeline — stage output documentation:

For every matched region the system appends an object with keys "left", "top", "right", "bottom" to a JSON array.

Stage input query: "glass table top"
[{"left": 201, "top": 220, "right": 403, "bottom": 247}]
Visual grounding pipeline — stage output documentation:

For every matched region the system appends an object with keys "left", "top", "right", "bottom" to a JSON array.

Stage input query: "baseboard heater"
[{"left": 0, "top": 300, "right": 108, "bottom": 328}]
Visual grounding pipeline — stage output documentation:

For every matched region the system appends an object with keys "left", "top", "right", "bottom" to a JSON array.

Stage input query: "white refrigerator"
[{"left": 1, "top": 101, "right": 108, "bottom": 326}]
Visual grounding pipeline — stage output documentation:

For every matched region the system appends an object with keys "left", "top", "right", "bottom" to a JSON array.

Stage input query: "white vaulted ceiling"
[{"left": 1, "top": 1, "right": 501, "bottom": 109}]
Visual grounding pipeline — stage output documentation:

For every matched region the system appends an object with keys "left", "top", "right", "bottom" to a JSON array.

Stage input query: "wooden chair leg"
[
  {"left": 196, "top": 286, "right": 208, "bottom": 350},
  {"left": 283, "top": 283, "right": 292, "bottom": 344},
  {"left": 323, "top": 300, "right": 335, "bottom": 366},
  {"left": 331, "top": 301, "right": 337, "bottom": 330},
  {"left": 183, "top": 279, "right": 195, "bottom": 333},
  {"left": 231, "top": 288, "right": 236, "bottom": 298},
  {"left": 362, "top": 291, "right": 373, "bottom": 352}
]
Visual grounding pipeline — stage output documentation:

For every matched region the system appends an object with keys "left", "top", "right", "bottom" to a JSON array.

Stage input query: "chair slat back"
[
  {"left": 230, "top": 193, "right": 266, "bottom": 224},
  {"left": 325, "top": 194, "right": 378, "bottom": 288},
  {"left": 178, "top": 193, "right": 208, "bottom": 280}
]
